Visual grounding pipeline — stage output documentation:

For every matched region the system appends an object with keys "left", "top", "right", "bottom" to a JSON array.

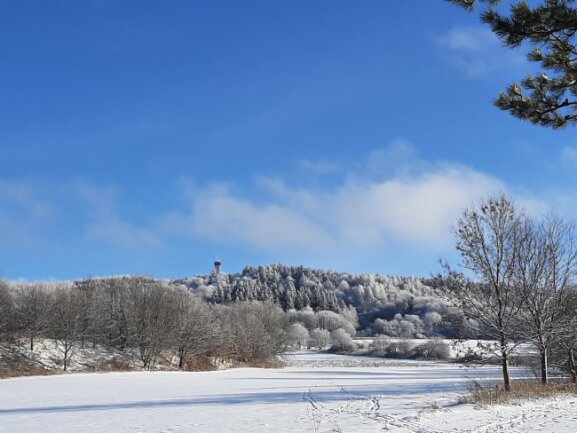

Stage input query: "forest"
[{"left": 0, "top": 265, "right": 461, "bottom": 374}]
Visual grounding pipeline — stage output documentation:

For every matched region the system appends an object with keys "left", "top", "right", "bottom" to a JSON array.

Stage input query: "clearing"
[{"left": 1, "top": 352, "right": 576, "bottom": 433}]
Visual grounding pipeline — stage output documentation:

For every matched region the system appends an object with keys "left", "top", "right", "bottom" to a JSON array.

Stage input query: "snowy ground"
[{"left": 1, "top": 351, "right": 576, "bottom": 433}]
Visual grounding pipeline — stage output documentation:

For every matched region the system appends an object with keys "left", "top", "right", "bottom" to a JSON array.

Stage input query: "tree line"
[
  {"left": 0, "top": 276, "right": 359, "bottom": 373},
  {"left": 177, "top": 264, "right": 459, "bottom": 338}
]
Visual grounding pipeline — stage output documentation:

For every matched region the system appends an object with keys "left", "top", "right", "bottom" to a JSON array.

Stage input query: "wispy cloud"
[
  {"left": 0, "top": 179, "right": 162, "bottom": 253},
  {"left": 0, "top": 179, "right": 57, "bottom": 218},
  {"left": 434, "top": 26, "right": 525, "bottom": 78},
  {"left": 164, "top": 143, "right": 506, "bottom": 254},
  {"left": 74, "top": 181, "right": 162, "bottom": 250},
  {"left": 1, "top": 144, "right": 571, "bottom": 268},
  {"left": 0, "top": 179, "right": 58, "bottom": 251}
]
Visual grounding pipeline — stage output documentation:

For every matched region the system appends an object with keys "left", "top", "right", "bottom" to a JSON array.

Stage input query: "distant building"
[{"left": 214, "top": 260, "right": 222, "bottom": 275}]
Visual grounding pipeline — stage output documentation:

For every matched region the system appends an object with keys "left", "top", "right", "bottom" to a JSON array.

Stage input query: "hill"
[{"left": 173, "top": 264, "right": 466, "bottom": 338}]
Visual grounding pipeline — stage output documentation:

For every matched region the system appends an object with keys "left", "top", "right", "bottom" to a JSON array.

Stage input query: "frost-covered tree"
[
  {"left": 218, "top": 301, "right": 287, "bottom": 363},
  {"left": 413, "top": 339, "right": 451, "bottom": 360},
  {"left": 125, "top": 277, "right": 179, "bottom": 369},
  {"left": 286, "top": 323, "right": 309, "bottom": 348},
  {"left": 48, "top": 284, "right": 84, "bottom": 371},
  {"left": 310, "top": 328, "right": 331, "bottom": 349},
  {"left": 330, "top": 328, "right": 355, "bottom": 352},
  {"left": 0, "top": 280, "right": 14, "bottom": 343},
  {"left": 555, "top": 289, "right": 577, "bottom": 383},
  {"left": 515, "top": 215, "right": 577, "bottom": 384},
  {"left": 12, "top": 283, "right": 50, "bottom": 351},
  {"left": 423, "top": 311, "right": 443, "bottom": 334},
  {"left": 444, "top": 194, "right": 525, "bottom": 391},
  {"left": 174, "top": 292, "right": 215, "bottom": 369}
]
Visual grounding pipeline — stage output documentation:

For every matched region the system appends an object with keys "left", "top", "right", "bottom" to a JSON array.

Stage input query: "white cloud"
[
  {"left": 165, "top": 144, "right": 506, "bottom": 254},
  {"left": 439, "top": 27, "right": 493, "bottom": 52},
  {"left": 435, "top": 26, "right": 525, "bottom": 78},
  {"left": 2, "top": 144, "right": 569, "bottom": 266}
]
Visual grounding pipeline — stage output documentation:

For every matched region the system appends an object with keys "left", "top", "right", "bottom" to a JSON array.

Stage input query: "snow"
[
  {"left": 8, "top": 339, "right": 134, "bottom": 372},
  {"left": 1, "top": 351, "right": 577, "bottom": 433}
]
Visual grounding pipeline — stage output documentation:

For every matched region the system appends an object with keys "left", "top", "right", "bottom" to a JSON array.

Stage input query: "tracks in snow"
[
  {"left": 465, "top": 398, "right": 577, "bottom": 433},
  {"left": 301, "top": 381, "right": 452, "bottom": 433}
]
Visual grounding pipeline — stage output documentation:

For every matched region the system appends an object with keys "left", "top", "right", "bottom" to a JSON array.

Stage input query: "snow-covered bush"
[
  {"left": 413, "top": 339, "right": 451, "bottom": 360},
  {"left": 372, "top": 313, "right": 427, "bottom": 338},
  {"left": 369, "top": 338, "right": 390, "bottom": 357},
  {"left": 422, "top": 312, "right": 443, "bottom": 332},
  {"left": 330, "top": 328, "right": 355, "bottom": 352},
  {"left": 309, "top": 328, "right": 331, "bottom": 349},
  {"left": 286, "top": 323, "right": 309, "bottom": 348},
  {"left": 384, "top": 339, "right": 414, "bottom": 358}
]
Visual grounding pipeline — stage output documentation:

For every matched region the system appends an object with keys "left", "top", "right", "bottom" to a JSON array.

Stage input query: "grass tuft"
[{"left": 460, "top": 380, "right": 577, "bottom": 405}]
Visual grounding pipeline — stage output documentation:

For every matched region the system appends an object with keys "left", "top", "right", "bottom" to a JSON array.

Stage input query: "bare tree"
[
  {"left": 553, "top": 289, "right": 577, "bottom": 384},
  {"left": 215, "top": 301, "right": 286, "bottom": 364},
  {"left": 48, "top": 285, "right": 84, "bottom": 371},
  {"left": 445, "top": 194, "right": 525, "bottom": 391},
  {"left": 0, "top": 280, "right": 14, "bottom": 344},
  {"left": 125, "top": 277, "right": 178, "bottom": 369},
  {"left": 173, "top": 291, "right": 215, "bottom": 369},
  {"left": 515, "top": 216, "right": 577, "bottom": 384},
  {"left": 13, "top": 283, "right": 50, "bottom": 351},
  {"left": 98, "top": 278, "right": 131, "bottom": 349},
  {"left": 74, "top": 279, "right": 108, "bottom": 349}
]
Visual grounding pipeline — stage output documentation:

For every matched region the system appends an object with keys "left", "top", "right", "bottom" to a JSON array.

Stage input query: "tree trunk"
[
  {"left": 540, "top": 349, "right": 548, "bottom": 385},
  {"left": 569, "top": 347, "right": 577, "bottom": 384},
  {"left": 501, "top": 353, "right": 511, "bottom": 391},
  {"left": 500, "top": 334, "right": 511, "bottom": 392},
  {"left": 30, "top": 335, "right": 34, "bottom": 352},
  {"left": 177, "top": 345, "right": 184, "bottom": 369}
]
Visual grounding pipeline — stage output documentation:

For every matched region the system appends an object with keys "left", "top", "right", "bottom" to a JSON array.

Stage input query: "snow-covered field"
[{"left": 1, "top": 351, "right": 576, "bottom": 433}]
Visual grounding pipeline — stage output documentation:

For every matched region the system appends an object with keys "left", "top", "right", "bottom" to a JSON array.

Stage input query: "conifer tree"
[{"left": 448, "top": 0, "right": 577, "bottom": 127}]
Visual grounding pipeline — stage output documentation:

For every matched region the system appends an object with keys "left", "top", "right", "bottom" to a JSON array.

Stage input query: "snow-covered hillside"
[
  {"left": 1, "top": 351, "right": 576, "bottom": 433},
  {"left": 175, "top": 264, "right": 461, "bottom": 337}
]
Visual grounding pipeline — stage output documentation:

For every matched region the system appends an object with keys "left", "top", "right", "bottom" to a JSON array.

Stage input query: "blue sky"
[{"left": 1, "top": 1, "right": 576, "bottom": 280}]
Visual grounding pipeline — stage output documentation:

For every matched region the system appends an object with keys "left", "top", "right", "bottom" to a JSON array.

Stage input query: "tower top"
[{"left": 213, "top": 260, "right": 222, "bottom": 274}]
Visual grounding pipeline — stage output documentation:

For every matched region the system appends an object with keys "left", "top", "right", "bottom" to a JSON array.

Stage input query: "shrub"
[
  {"left": 330, "top": 328, "right": 355, "bottom": 353},
  {"left": 99, "top": 358, "right": 135, "bottom": 372},
  {"left": 459, "top": 381, "right": 577, "bottom": 406},
  {"left": 385, "top": 339, "right": 414, "bottom": 358},
  {"left": 369, "top": 338, "right": 390, "bottom": 357},
  {"left": 310, "top": 328, "right": 331, "bottom": 349},
  {"left": 286, "top": 323, "right": 309, "bottom": 348},
  {"left": 413, "top": 339, "right": 451, "bottom": 360}
]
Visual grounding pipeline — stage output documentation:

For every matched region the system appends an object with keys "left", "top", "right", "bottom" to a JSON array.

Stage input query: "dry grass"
[
  {"left": 247, "top": 359, "right": 286, "bottom": 369},
  {"left": 181, "top": 356, "right": 218, "bottom": 371},
  {"left": 460, "top": 380, "right": 577, "bottom": 405},
  {"left": 227, "top": 357, "right": 286, "bottom": 369},
  {"left": 0, "top": 365, "right": 55, "bottom": 379},
  {"left": 99, "top": 358, "right": 136, "bottom": 372},
  {"left": 0, "top": 351, "right": 55, "bottom": 379}
]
